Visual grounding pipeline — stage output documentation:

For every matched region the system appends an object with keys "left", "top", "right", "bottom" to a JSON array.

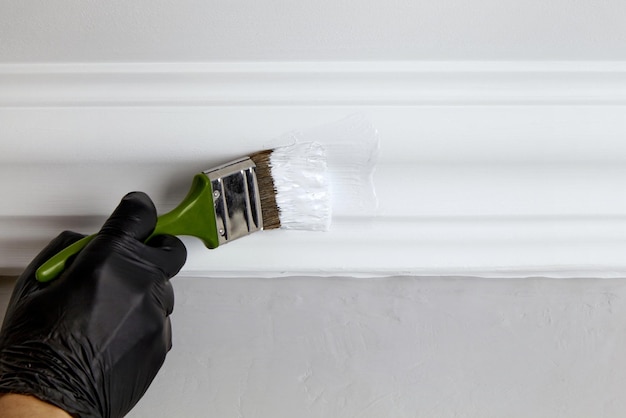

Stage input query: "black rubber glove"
[{"left": 0, "top": 192, "right": 187, "bottom": 418}]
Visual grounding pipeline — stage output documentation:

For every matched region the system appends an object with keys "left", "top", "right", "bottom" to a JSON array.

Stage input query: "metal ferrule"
[{"left": 204, "top": 157, "right": 263, "bottom": 245}]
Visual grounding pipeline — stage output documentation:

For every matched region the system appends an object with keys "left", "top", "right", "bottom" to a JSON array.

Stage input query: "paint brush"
[{"left": 35, "top": 142, "right": 331, "bottom": 282}]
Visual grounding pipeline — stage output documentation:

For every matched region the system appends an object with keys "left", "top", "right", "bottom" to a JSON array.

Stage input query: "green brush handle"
[{"left": 36, "top": 174, "right": 219, "bottom": 283}]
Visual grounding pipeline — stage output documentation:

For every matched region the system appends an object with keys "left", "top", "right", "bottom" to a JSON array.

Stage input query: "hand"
[{"left": 0, "top": 192, "right": 187, "bottom": 418}]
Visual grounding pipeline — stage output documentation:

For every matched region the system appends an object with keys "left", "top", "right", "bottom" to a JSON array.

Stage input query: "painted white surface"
[
  {"left": 270, "top": 142, "right": 332, "bottom": 231},
  {"left": 2, "top": 62, "right": 626, "bottom": 277},
  {"left": 2, "top": 0, "right": 626, "bottom": 62},
  {"left": 5, "top": 162, "right": 626, "bottom": 278}
]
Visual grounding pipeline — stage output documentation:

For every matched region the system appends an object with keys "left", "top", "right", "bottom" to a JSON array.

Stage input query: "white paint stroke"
[{"left": 272, "top": 114, "right": 380, "bottom": 218}]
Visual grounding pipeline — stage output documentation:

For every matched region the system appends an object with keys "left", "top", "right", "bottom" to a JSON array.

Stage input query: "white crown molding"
[
  {"left": 2, "top": 61, "right": 626, "bottom": 278},
  {"left": 2, "top": 61, "right": 626, "bottom": 107}
]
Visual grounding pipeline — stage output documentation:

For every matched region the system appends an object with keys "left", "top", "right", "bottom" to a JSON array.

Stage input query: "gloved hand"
[{"left": 0, "top": 192, "right": 187, "bottom": 418}]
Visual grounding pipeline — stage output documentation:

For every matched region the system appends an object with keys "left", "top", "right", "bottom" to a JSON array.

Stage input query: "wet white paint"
[
  {"left": 270, "top": 141, "right": 331, "bottom": 231},
  {"left": 297, "top": 114, "right": 380, "bottom": 217},
  {"left": 270, "top": 114, "right": 380, "bottom": 221},
  {"left": 255, "top": 114, "right": 380, "bottom": 232}
]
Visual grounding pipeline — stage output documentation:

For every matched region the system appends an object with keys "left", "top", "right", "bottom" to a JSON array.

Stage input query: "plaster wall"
[
  {"left": 3, "top": 275, "right": 625, "bottom": 417},
  {"left": 138, "top": 276, "right": 626, "bottom": 417},
  {"left": 2, "top": 0, "right": 626, "bottom": 61}
]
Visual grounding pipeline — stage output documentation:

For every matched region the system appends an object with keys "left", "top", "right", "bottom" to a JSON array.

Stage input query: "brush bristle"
[
  {"left": 249, "top": 150, "right": 281, "bottom": 230},
  {"left": 259, "top": 142, "right": 331, "bottom": 231}
]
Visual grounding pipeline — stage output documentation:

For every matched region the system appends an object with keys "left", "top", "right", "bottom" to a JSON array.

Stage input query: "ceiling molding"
[
  {"left": 2, "top": 61, "right": 626, "bottom": 107},
  {"left": 2, "top": 61, "right": 626, "bottom": 278}
]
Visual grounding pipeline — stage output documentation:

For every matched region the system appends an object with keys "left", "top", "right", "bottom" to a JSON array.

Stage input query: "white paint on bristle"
[
  {"left": 267, "top": 114, "right": 379, "bottom": 230},
  {"left": 270, "top": 142, "right": 331, "bottom": 231}
]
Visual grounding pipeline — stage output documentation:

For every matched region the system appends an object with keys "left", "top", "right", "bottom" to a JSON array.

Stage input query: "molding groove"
[
  {"left": 2, "top": 61, "right": 626, "bottom": 107},
  {"left": 2, "top": 61, "right": 626, "bottom": 278}
]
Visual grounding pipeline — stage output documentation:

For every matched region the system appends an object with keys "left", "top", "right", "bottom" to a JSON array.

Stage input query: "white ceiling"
[{"left": 2, "top": 0, "right": 625, "bottom": 62}]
